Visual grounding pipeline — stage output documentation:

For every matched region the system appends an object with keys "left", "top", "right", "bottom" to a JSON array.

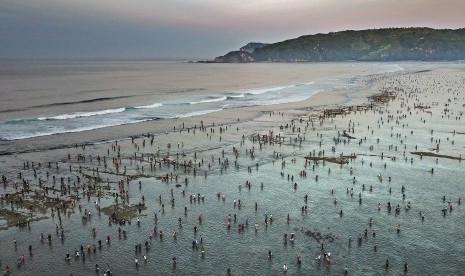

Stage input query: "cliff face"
[
  {"left": 213, "top": 28, "right": 465, "bottom": 62},
  {"left": 213, "top": 51, "right": 255, "bottom": 63},
  {"left": 239, "top": 42, "right": 269, "bottom": 53}
]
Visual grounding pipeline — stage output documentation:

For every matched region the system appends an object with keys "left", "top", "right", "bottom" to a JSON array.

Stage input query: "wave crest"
[
  {"left": 189, "top": 96, "right": 227, "bottom": 105},
  {"left": 37, "top": 108, "right": 126, "bottom": 121},
  {"left": 134, "top": 103, "right": 163, "bottom": 109}
]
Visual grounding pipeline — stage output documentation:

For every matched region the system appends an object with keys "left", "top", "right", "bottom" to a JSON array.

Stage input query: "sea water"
[
  {"left": 0, "top": 60, "right": 402, "bottom": 143},
  {"left": 0, "top": 60, "right": 463, "bottom": 276}
]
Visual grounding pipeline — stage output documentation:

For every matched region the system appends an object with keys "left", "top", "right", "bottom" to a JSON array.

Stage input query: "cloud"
[{"left": 1, "top": 0, "right": 464, "bottom": 58}]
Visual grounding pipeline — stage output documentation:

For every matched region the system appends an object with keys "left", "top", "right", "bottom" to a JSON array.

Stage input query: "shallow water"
[
  {"left": 0, "top": 60, "right": 401, "bottom": 141},
  {"left": 0, "top": 62, "right": 464, "bottom": 276}
]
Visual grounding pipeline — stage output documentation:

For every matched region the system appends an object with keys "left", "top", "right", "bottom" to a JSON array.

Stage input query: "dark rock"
[
  {"left": 213, "top": 51, "right": 255, "bottom": 63},
  {"left": 240, "top": 42, "right": 269, "bottom": 53}
]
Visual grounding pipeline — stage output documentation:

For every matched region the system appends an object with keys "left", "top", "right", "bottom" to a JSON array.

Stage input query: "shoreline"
[
  {"left": 0, "top": 67, "right": 399, "bottom": 156},
  {"left": 1, "top": 63, "right": 464, "bottom": 275},
  {"left": 0, "top": 68, "right": 411, "bottom": 228}
]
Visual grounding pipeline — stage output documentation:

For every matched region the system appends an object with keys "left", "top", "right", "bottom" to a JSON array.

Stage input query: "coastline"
[
  {"left": 0, "top": 64, "right": 411, "bottom": 230},
  {"left": 1, "top": 62, "right": 464, "bottom": 275},
  {"left": 0, "top": 63, "right": 398, "bottom": 156}
]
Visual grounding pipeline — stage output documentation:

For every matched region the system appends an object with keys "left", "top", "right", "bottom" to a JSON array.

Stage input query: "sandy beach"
[{"left": 0, "top": 62, "right": 464, "bottom": 275}]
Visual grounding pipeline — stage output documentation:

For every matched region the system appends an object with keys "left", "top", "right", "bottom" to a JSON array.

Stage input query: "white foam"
[
  {"left": 249, "top": 89, "right": 323, "bottom": 106},
  {"left": 245, "top": 85, "right": 296, "bottom": 95},
  {"left": 189, "top": 96, "right": 227, "bottom": 105},
  {"left": 175, "top": 108, "right": 223, "bottom": 118},
  {"left": 134, "top": 103, "right": 163, "bottom": 109},
  {"left": 38, "top": 108, "right": 126, "bottom": 121},
  {"left": 3, "top": 118, "right": 151, "bottom": 140},
  {"left": 227, "top": 93, "right": 245, "bottom": 98}
]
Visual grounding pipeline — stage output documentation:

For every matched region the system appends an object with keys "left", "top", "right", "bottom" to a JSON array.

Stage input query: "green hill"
[{"left": 214, "top": 28, "right": 465, "bottom": 62}]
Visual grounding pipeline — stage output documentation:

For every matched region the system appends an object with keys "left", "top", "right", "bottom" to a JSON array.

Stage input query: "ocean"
[
  {"left": 1, "top": 60, "right": 464, "bottom": 276},
  {"left": 0, "top": 60, "right": 402, "bottom": 143}
]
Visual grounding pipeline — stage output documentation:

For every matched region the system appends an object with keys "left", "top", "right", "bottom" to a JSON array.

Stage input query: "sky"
[{"left": 1, "top": 0, "right": 464, "bottom": 59}]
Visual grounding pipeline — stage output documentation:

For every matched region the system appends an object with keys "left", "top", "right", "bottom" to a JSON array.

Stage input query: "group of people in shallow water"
[
  {"left": 0, "top": 128, "right": 423, "bottom": 275},
  {"left": 2, "top": 70, "right": 465, "bottom": 275}
]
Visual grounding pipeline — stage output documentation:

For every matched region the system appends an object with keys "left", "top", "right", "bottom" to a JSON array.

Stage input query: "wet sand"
[{"left": 0, "top": 63, "right": 464, "bottom": 275}]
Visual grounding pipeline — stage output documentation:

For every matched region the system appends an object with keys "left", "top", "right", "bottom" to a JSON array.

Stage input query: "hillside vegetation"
[{"left": 214, "top": 28, "right": 465, "bottom": 62}]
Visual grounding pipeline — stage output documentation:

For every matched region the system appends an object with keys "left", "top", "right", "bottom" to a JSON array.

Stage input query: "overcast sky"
[{"left": 1, "top": 0, "right": 464, "bottom": 59}]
